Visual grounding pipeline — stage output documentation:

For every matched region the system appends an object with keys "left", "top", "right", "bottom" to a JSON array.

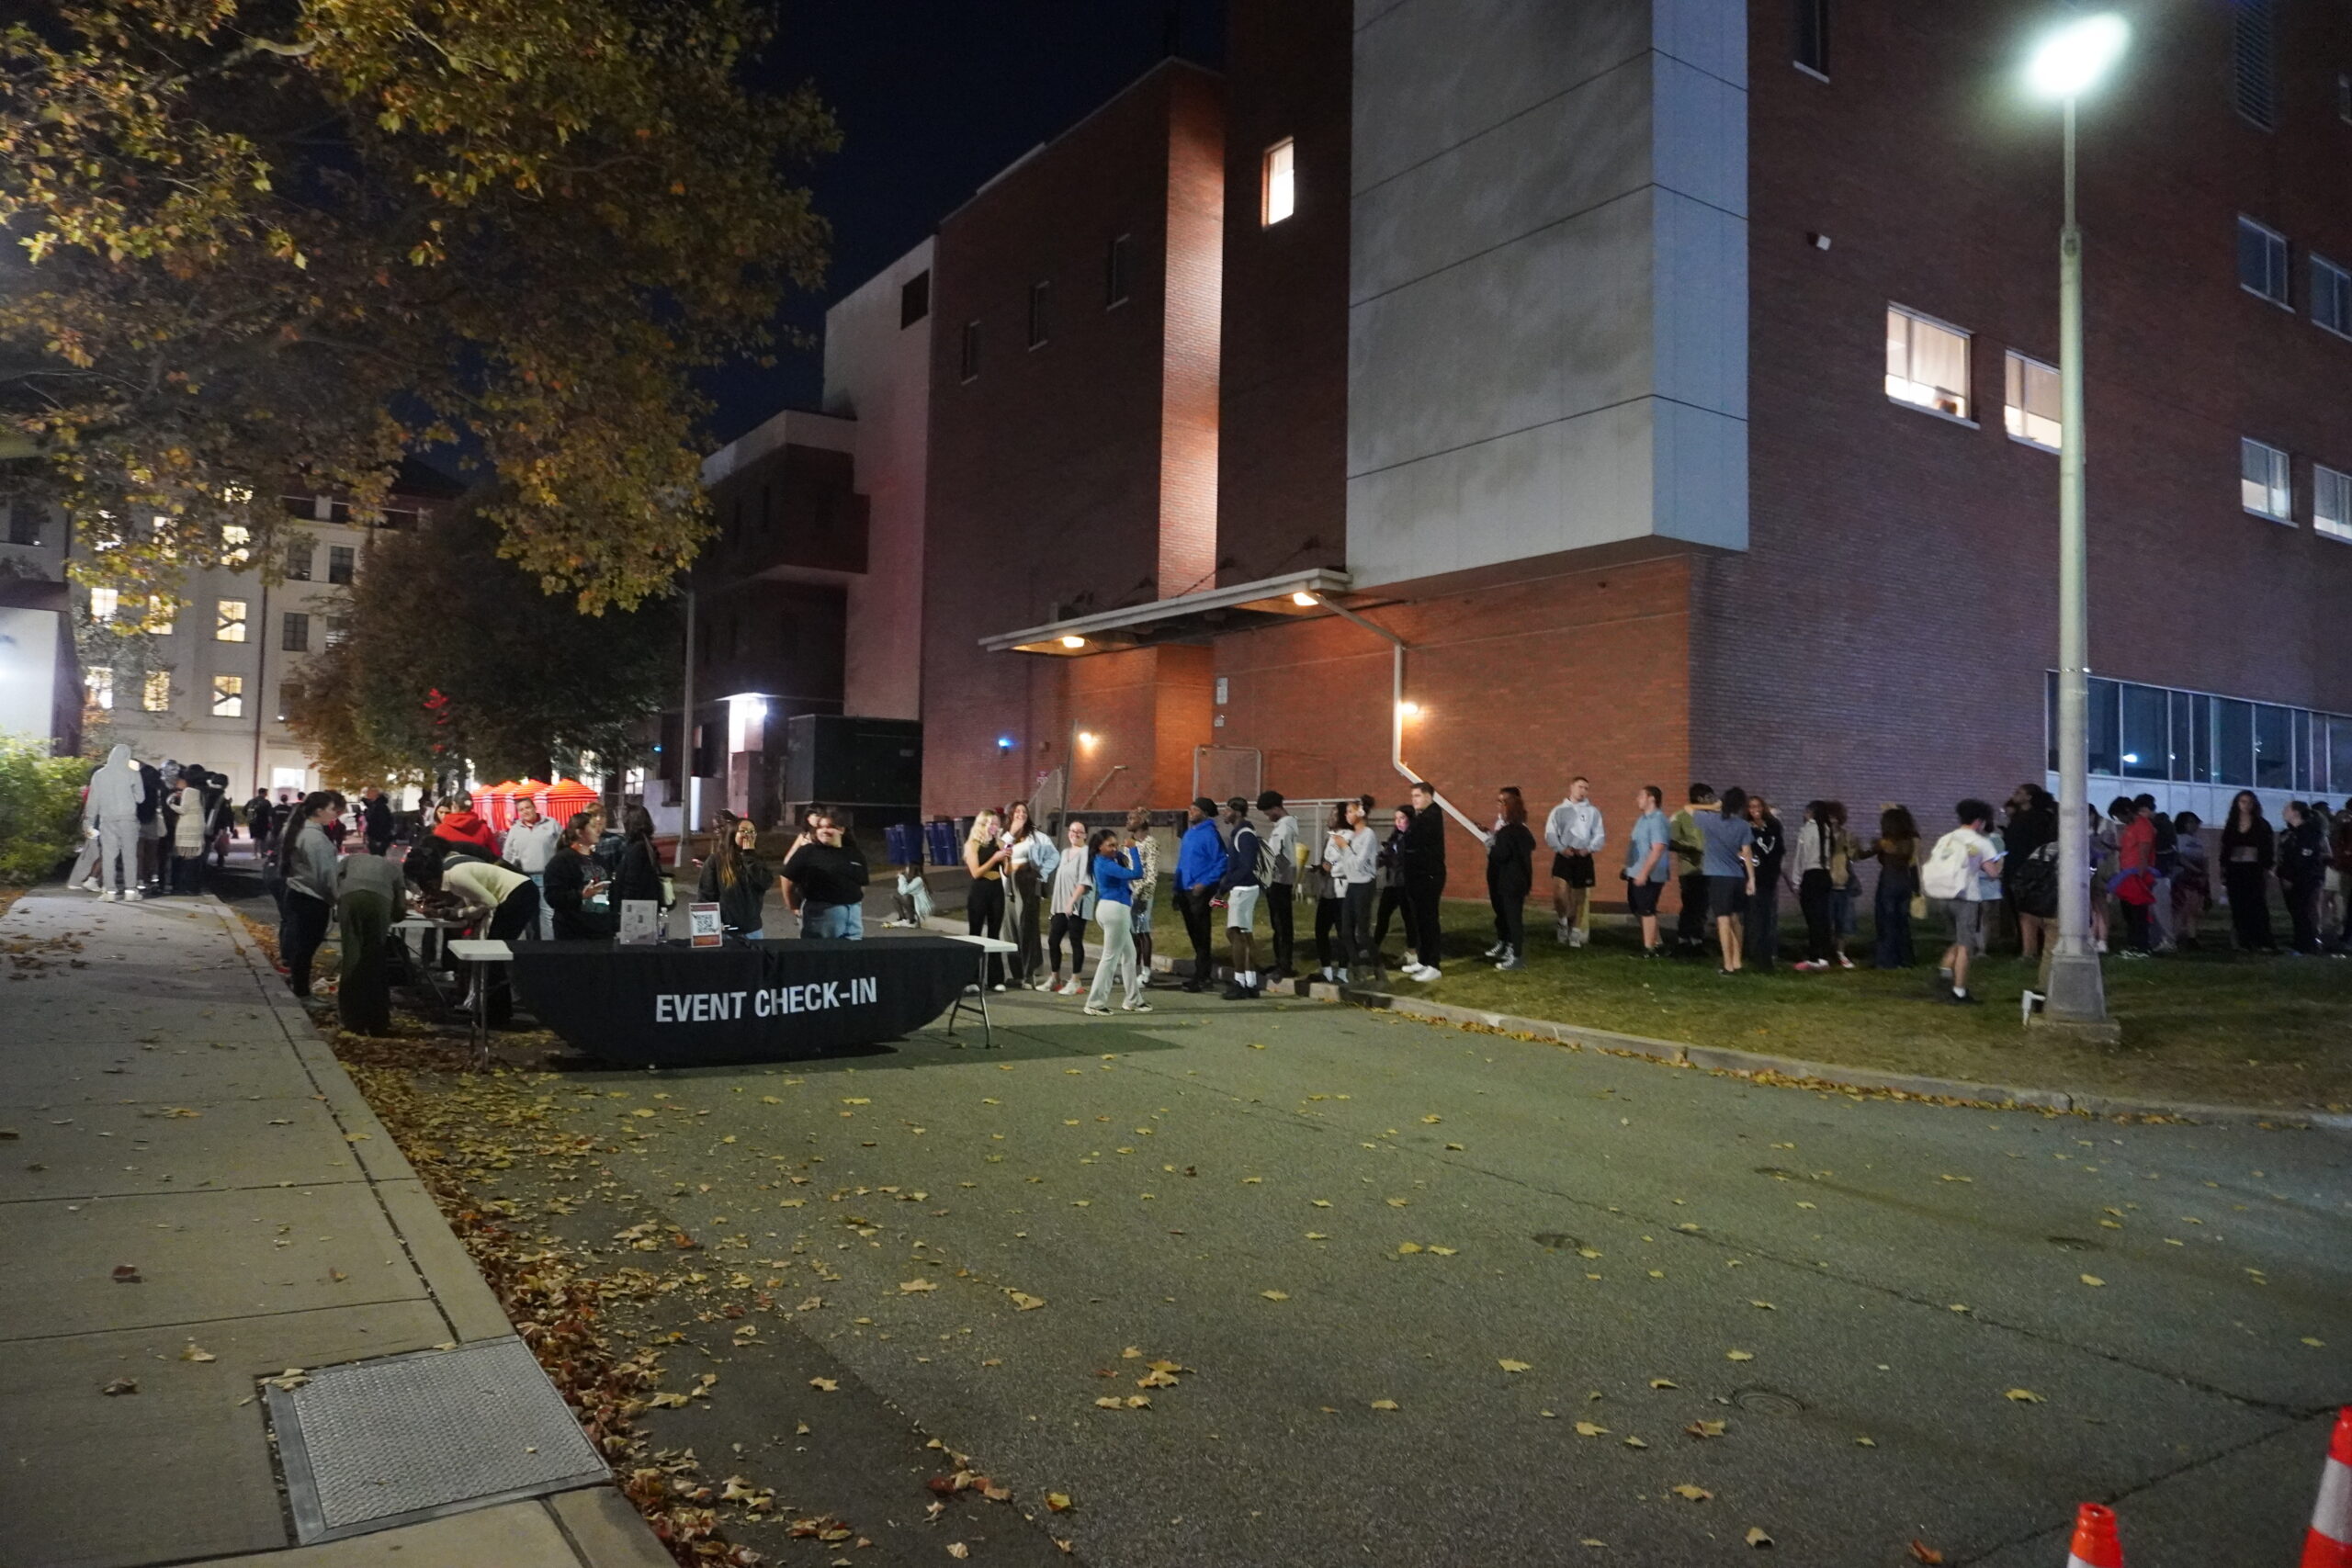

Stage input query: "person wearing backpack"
[
  {"left": 1921, "top": 799, "right": 2005, "bottom": 1004},
  {"left": 1218, "top": 797, "right": 1266, "bottom": 999}
]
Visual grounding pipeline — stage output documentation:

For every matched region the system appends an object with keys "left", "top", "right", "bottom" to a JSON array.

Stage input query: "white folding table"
[
  {"left": 940, "top": 934, "right": 1019, "bottom": 1047},
  {"left": 447, "top": 938, "right": 514, "bottom": 1067}
]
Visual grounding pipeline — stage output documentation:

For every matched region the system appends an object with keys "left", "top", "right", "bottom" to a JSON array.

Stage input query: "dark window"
[
  {"left": 2120, "top": 683, "right": 2168, "bottom": 779},
  {"left": 1794, "top": 0, "right": 1828, "bottom": 74},
  {"left": 327, "top": 545, "right": 355, "bottom": 584},
  {"left": 326, "top": 501, "right": 352, "bottom": 525},
  {"left": 323, "top": 615, "right": 345, "bottom": 649},
  {"left": 1027, "top": 280, "right": 1050, "bottom": 349},
  {"left": 2254, "top": 703, "right": 2293, "bottom": 791},
  {"left": 277, "top": 683, "right": 291, "bottom": 722},
  {"left": 281, "top": 495, "right": 313, "bottom": 518},
  {"left": 2214, "top": 697, "right": 2255, "bottom": 786},
  {"left": 2233, "top": 0, "right": 2277, "bottom": 130},
  {"left": 960, "top": 320, "right": 980, "bottom": 380},
  {"left": 900, "top": 269, "right": 931, "bottom": 328},
  {"left": 2238, "top": 217, "right": 2290, "bottom": 305},
  {"left": 6, "top": 506, "right": 41, "bottom": 547},
  {"left": 2191, "top": 694, "right": 2216, "bottom": 784},
  {"left": 1105, "top": 235, "right": 1132, "bottom": 308},
  {"left": 2087, "top": 678, "right": 2120, "bottom": 778},
  {"left": 281, "top": 612, "right": 310, "bottom": 653},
  {"left": 2169, "top": 692, "right": 2196, "bottom": 783},
  {"left": 2330, "top": 718, "right": 2352, "bottom": 795},
  {"left": 284, "top": 541, "right": 311, "bottom": 581}
]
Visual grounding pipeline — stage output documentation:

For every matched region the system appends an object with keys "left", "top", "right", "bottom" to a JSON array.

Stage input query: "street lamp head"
[{"left": 2025, "top": 12, "right": 2129, "bottom": 100}]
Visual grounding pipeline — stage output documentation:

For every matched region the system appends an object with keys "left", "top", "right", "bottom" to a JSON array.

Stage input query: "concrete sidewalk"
[{"left": 0, "top": 886, "right": 670, "bottom": 1568}]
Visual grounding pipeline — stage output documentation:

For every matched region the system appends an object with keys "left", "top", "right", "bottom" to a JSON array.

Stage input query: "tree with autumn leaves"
[{"left": 0, "top": 0, "right": 835, "bottom": 614}]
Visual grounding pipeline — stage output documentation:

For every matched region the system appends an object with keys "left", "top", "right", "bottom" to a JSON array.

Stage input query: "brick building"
[{"left": 729, "top": 0, "right": 2352, "bottom": 894}]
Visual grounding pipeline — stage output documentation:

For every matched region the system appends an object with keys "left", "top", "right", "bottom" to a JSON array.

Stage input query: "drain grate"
[{"left": 267, "top": 1337, "right": 610, "bottom": 1544}]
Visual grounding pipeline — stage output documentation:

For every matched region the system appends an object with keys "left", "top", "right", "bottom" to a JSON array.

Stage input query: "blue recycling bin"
[
  {"left": 884, "top": 822, "right": 920, "bottom": 869},
  {"left": 925, "top": 818, "right": 963, "bottom": 869}
]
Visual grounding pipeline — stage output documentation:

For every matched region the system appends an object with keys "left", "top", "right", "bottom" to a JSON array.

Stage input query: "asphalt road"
[{"left": 424, "top": 961, "right": 2348, "bottom": 1567}]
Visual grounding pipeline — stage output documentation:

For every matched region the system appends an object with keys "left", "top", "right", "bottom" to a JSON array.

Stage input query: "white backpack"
[{"left": 1919, "top": 829, "right": 1977, "bottom": 901}]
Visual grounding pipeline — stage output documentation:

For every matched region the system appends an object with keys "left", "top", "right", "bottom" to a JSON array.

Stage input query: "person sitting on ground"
[
  {"left": 783, "top": 811, "right": 868, "bottom": 939},
  {"left": 697, "top": 818, "right": 775, "bottom": 941},
  {"left": 889, "top": 863, "right": 934, "bottom": 928},
  {"left": 543, "top": 815, "right": 616, "bottom": 940},
  {"left": 1921, "top": 799, "right": 2006, "bottom": 1005}
]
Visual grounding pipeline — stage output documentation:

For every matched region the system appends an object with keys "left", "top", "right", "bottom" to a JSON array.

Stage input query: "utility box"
[{"left": 783, "top": 716, "right": 922, "bottom": 829}]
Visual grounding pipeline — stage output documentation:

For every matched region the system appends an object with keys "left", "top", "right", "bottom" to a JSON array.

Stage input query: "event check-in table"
[{"left": 509, "top": 934, "right": 989, "bottom": 1066}]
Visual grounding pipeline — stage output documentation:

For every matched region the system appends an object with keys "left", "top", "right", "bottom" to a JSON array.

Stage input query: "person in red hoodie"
[{"left": 430, "top": 798, "right": 503, "bottom": 858}]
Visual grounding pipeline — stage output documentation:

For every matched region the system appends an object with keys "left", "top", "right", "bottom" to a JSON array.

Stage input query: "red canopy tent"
[
  {"left": 538, "top": 778, "right": 600, "bottom": 829},
  {"left": 476, "top": 780, "right": 520, "bottom": 835}
]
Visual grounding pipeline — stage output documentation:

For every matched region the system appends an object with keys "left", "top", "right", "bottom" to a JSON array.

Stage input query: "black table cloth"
[{"left": 510, "top": 935, "right": 978, "bottom": 1066}]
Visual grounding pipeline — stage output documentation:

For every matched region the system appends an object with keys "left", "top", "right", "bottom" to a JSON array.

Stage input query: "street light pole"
[{"left": 2042, "top": 92, "right": 2108, "bottom": 1025}]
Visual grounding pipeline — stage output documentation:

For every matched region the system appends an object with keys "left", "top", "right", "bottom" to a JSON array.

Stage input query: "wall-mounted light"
[
  {"left": 1060, "top": 634, "right": 1087, "bottom": 649},
  {"left": 1291, "top": 590, "right": 1318, "bottom": 607},
  {"left": 996, "top": 735, "right": 1016, "bottom": 751},
  {"left": 1077, "top": 730, "right": 1099, "bottom": 749},
  {"left": 1396, "top": 700, "right": 1421, "bottom": 718}
]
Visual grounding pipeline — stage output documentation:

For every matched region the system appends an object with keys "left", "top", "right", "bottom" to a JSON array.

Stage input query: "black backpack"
[{"left": 2010, "top": 841, "right": 2060, "bottom": 919}]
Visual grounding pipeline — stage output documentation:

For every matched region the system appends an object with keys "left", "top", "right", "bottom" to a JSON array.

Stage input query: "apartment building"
[{"left": 705, "top": 0, "right": 2350, "bottom": 891}]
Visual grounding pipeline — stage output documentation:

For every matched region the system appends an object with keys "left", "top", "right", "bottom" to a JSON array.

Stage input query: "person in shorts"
[
  {"left": 1544, "top": 776, "right": 1604, "bottom": 946},
  {"left": 1699, "top": 786, "right": 1758, "bottom": 974},
  {"left": 1218, "top": 797, "right": 1264, "bottom": 999},
  {"left": 1623, "top": 785, "right": 1671, "bottom": 955},
  {"left": 1925, "top": 799, "right": 2006, "bottom": 1004}
]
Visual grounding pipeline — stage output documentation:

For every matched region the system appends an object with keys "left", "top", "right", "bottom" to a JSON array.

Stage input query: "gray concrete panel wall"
[{"left": 1346, "top": 0, "right": 1748, "bottom": 589}]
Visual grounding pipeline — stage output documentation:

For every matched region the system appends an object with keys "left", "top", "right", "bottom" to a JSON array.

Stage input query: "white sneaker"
[
  {"left": 1482, "top": 942, "right": 1507, "bottom": 960},
  {"left": 1082, "top": 1004, "right": 1111, "bottom": 1017},
  {"left": 99, "top": 890, "right": 119, "bottom": 902},
  {"left": 1122, "top": 998, "right": 1153, "bottom": 1012},
  {"left": 79, "top": 878, "right": 100, "bottom": 893},
  {"left": 123, "top": 889, "right": 143, "bottom": 901},
  {"left": 1058, "top": 978, "right": 1083, "bottom": 996},
  {"left": 1034, "top": 979, "right": 1056, "bottom": 991},
  {"left": 1401, "top": 952, "right": 1419, "bottom": 970},
  {"left": 1555, "top": 921, "right": 1570, "bottom": 944},
  {"left": 1568, "top": 929, "right": 1588, "bottom": 949}
]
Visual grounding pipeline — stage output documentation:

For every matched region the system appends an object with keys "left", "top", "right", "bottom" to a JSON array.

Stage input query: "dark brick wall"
[
  {"left": 1709, "top": 0, "right": 2352, "bottom": 824},
  {"left": 1216, "top": 0, "right": 1352, "bottom": 588}
]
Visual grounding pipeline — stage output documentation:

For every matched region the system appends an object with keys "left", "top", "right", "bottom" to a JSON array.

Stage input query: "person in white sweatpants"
[
  {"left": 1082, "top": 830, "right": 1150, "bottom": 1014},
  {"left": 85, "top": 743, "right": 143, "bottom": 898}
]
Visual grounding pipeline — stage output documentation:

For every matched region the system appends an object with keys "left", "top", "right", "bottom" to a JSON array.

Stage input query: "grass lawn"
[{"left": 1065, "top": 876, "right": 2350, "bottom": 1113}]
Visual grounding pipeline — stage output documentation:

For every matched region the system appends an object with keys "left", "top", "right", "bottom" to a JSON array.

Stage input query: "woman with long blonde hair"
[{"left": 964, "top": 807, "right": 1011, "bottom": 989}]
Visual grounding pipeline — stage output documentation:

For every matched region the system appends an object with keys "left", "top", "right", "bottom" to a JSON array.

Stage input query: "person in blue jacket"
[
  {"left": 1174, "top": 795, "right": 1226, "bottom": 992},
  {"left": 1081, "top": 829, "right": 1151, "bottom": 1015}
]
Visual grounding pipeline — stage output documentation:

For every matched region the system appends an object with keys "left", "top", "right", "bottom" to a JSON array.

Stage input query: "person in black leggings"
[{"left": 963, "top": 810, "right": 1010, "bottom": 988}]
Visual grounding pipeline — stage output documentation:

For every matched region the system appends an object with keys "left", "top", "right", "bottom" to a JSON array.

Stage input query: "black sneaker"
[
  {"left": 1947, "top": 990, "right": 1980, "bottom": 1005},
  {"left": 1219, "top": 983, "right": 1252, "bottom": 1001}
]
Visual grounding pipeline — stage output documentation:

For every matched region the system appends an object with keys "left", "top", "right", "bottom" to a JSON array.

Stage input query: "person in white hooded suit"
[{"left": 85, "top": 743, "right": 144, "bottom": 900}]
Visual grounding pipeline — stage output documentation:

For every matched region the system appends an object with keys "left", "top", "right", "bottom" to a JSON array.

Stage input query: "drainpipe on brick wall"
[{"left": 1312, "top": 599, "right": 1485, "bottom": 841}]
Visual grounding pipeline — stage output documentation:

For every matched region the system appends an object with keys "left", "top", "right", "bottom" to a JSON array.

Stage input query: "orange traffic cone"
[
  {"left": 2303, "top": 1407, "right": 2352, "bottom": 1568},
  {"left": 2065, "top": 1503, "right": 2123, "bottom": 1568}
]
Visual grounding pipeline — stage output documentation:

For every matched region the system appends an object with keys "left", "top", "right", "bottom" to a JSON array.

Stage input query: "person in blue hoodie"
[
  {"left": 1174, "top": 796, "right": 1226, "bottom": 993},
  {"left": 1081, "top": 829, "right": 1150, "bottom": 1015}
]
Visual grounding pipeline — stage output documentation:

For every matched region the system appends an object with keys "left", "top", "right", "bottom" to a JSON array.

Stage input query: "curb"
[{"left": 916, "top": 914, "right": 2350, "bottom": 1134}]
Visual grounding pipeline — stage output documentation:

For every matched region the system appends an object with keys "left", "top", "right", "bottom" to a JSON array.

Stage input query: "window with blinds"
[{"left": 2232, "top": 0, "right": 2277, "bottom": 130}]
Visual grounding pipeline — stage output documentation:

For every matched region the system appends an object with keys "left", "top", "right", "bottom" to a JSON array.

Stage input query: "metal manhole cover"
[
  {"left": 2046, "top": 1235, "right": 2103, "bottom": 1252},
  {"left": 267, "top": 1337, "right": 609, "bottom": 1543},
  {"left": 1730, "top": 1386, "right": 1806, "bottom": 1416}
]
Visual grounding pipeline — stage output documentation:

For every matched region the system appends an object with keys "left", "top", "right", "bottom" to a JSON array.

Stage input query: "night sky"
[{"left": 700, "top": 0, "right": 1227, "bottom": 446}]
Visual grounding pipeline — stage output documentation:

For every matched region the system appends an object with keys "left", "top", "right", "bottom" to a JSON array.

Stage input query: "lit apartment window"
[
  {"left": 2317, "top": 466, "right": 2352, "bottom": 543},
  {"left": 1884, "top": 305, "right": 1971, "bottom": 420},
  {"left": 285, "top": 541, "right": 312, "bottom": 581},
  {"left": 146, "top": 596, "right": 175, "bottom": 636},
  {"left": 210, "top": 674, "right": 244, "bottom": 717},
  {"left": 2313, "top": 256, "right": 2352, "bottom": 339},
  {"left": 282, "top": 611, "right": 310, "bottom": 652},
  {"left": 2233, "top": 0, "right": 2278, "bottom": 130},
  {"left": 2238, "top": 217, "right": 2290, "bottom": 306},
  {"left": 2241, "top": 437, "right": 2291, "bottom": 522},
  {"left": 6, "top": 506, "right": 40, "bottom": 546},
  {"left": 899, "top": 269, "right": 930, "bottom": 329},
  {"left": 1261, "top": 138, "right": 1295, "bottom": 226},
  {"left": 85, "top": 666, "right": 113, "bottom": 710},
  {"left": 215, "top": 598, "right": 248, "bottom": 642},
  {"left": 1027, "top": 280, "right": 1050, "bottom": 349},
  {"left": 960, "top": 320, "right": 980, "bottom": 381},
  {"left": 1105, "top": 234, "right": 1131, "bottom": 308},
  {"left": 142, "top": 671, "right": 170, "bottom": 712},
  {"left": 2003, "top": 352, "right": 2062, "bottom": 449},
  {"left": 1794, "top": 0, "right": 1828, "bottom": 76},
  {"left": 327, "top": 545, "right": 355, "bottom": 584},
  {"left": 87, "top": 586, "right": 119, "bottom": 622},
  {"left": 221, "top": 524, "right": 251, "bottom": 565}
]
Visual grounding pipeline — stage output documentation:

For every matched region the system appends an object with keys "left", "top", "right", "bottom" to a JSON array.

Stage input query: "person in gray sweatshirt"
[
  {"left": 84, "top": 743, "right": 144, "bottom": 899},
  {"left": 277, "top": 790, "right": 343, "bottom": 998}
]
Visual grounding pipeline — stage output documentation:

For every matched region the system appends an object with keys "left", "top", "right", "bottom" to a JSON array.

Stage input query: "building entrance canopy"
[{"left": 978, "top": 569, "right": 1358, "bottom": 657}]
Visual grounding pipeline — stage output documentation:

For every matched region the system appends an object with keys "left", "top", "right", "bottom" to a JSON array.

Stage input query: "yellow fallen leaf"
[
  {"left": 899, "top": 1279, "right": 938, "bottom": 1293},
  {"left": 1445, "top": 1143, "right": 1464, "bottom": 1151},
  {"left": 1370, "top": 1398, "right": 1399, "bottom": 1411},
  {"left": 841, "top": 1098, "right": 870, "bottom": 1105},
  {"left": 760, "top": 1095, "right": 781, "bottom": 1104},
  {"left": 1396, "top": 1242, "right": 1423, "bottom": 1255},
  {"left": 947, "top": 1544, "right": 970, "bottom": 1560},
  {"left": 1745, "top": 1525, "right": 1774, "bottom": 1548},
  {"left": 1261, "top": 1290, "right": 1290, "bottom": 1302},
  {"left": 1724, "top": 1350, "right": 1755, "bottom": 1362},
  {"left": 1748, "top": 1301, "right": 1775, "bottom": 1311},
  {"left": 1574, "top": 1421, "right": 1609, "bottom": 1437},
  {"left": 1138, "top": 1370, "right": 1180, "bottom": 1388},
  {"left": 1385, "top": 1198, "right": 1409, "bottom": 1208},
  {"left": 2305, "top": 1337, "right": 2327, "bottom": 1348},
  {"left": 1125, "top": 1394, "right": 1151, "bottom": 1408},
  {"left": 1010, "top": 1292, "right": 1046, "bottom": 1311},
  {"left": 809, "top": 1377, "right": 840, "bottom": 1393},
  {"left": 1671, "top": 1483, "right": 1713, "bottom": 1502},
  {"left": 2004, "top": 1388, "right": 2043, "bottom": 1403},
  {"left": 1429, "top": 1246, "right": 1458, "bottom": 1256},
  {"left": 1498, "top": 1359, "right": 1532, "bottom": 1374},
  {"left": 1420, "top": 1115, "right": 1442, "bottom": 1123},
  {"left": 1854, "top": 1436, "right": 1877, "bottom": 1447},
  {"left": 1046, "top": 1492, "right": 1073, "bottom": 1512},
  {"left": 1623, "top": 1436, "right": 1648, "bottom": 1449},
  {"left": 1647, "top": 1378, "right": 1678, "bottom": 1390},
  {"left": 1685, "top": 1420, "right": 1727, "bottom": 1439},
  {"left": 1305, "top": 1232, "right": 1328, "bottom": 1240},
  {"left": 1093, "top": 1396, "right": 1125, "bottom": 1409},
  {"left": 630, "top": 1109, "right": 656, "bottom": 1119},
  {"left": 648, "top": 1392, "right": 690, "bottom": 1408},
  {"left": 1311, "top": 1200, "right": 1331, "bottom": 1208},
  {"left": 178, "top": 1344, "right": 216, "bottom": 1364},
  {"left": 2079, "top": 1275, "right": 2106, "bottom": 1288}
]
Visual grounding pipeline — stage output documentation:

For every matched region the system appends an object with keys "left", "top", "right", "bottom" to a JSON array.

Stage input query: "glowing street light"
[
  {"left": 2023, "top": 11, "right": 2128, "bottom": 1033},
  {"left": 1291, "top": 590, "right": 1318, "bottom": 607},
  {"left": 1396, "top": 700, "right": 1420, "bottom": 719},
  {"left": 1059, "top": 634, "right": 1086, "bottom": 649}
]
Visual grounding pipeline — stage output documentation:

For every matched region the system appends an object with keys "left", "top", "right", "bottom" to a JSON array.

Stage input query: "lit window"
[
  {"left": 222, "top": 524, "right": 251, "bottom": 565},
  {"left": 327, "top": 545, "right": 355, "bottom": 584},
  {"left": 215, "top": 598, "right": 248, "bottom": 642},
  {"left": 2313, "top": 256, "right": 2352, "bottom": 339},
  {"left": 282, "top": 611, "right": 310, "bottom": 652},
  {"left": 2317, "top": 466, "right": 2352, "bottom": 543},
  {"left": 210, "top": 674, "right": 244, "bottom": 717},
  {"left": 1262, "top": 138, "right": 1295, "bottom": 226},
  {"left": 2241, "top": 437, "right": 2291, "bottom": 521},
  {"left": 142, "top": 671, "right": 171, "bottom": 712},
  {"left": 2003, "top": 352, "right": 2061, "bottom": 449},
  {"left": 1027, "top": 279, "right": 1050, "bottom": 349},
  {"left": 2237, "top": 217, "right": 2290, "bottom": 306},
  {"left": 1884, "top": 306, "right": 1971, "bottom": 420},
  {"left": 959, "top": 320, "right": 980, "bottom": 381},
  {"left": 146, "top": 596, "right": 175, "bottom": 636},
  {"left": 87, "top": 586, "right": 119, "bottom": 622},
  {"left": 85, "top": 666, "right": 113, "bottom": 710}
]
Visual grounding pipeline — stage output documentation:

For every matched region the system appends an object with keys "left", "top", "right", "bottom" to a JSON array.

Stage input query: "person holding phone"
[{"left": 544, "top": 814, "right": 616, "bottom": 939}]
